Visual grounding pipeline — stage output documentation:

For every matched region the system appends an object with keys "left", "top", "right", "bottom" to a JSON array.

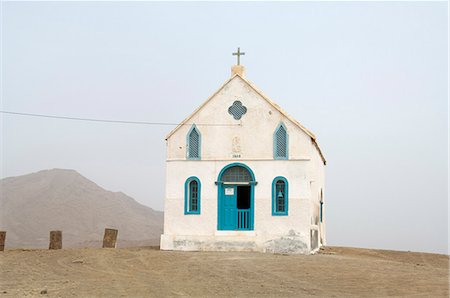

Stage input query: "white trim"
[
  {"left": 166, "top": 158, "right": 312, "bottom": 162},
  {"left": 214, "top": 231, "right": 256, "bottom": 236},
  {"left": 222, "top": 182, "right": 250, "bottom": 185}
]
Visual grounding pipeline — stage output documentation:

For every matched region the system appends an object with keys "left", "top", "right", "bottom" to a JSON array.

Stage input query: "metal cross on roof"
[{"left": 232, "top": 47, "right": 245, "bottom": 65}]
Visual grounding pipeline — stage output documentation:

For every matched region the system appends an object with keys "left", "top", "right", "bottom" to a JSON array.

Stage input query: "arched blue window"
[
  {"left": 187, "top": 125, "right": 201, "bottom": 160},
  {"left": 185, "top": 177, "right": 201, "bottom": 214},
  {"left": 274, "top": 123, "right": 288, "bottom": 159},
  {"left": 272, "top": 176, "right": 288, "bottom": 215}
]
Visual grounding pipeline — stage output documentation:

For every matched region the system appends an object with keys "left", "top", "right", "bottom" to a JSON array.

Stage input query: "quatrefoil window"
[{"left": 228, "top": 101, "right": 247, "bottom": 120}]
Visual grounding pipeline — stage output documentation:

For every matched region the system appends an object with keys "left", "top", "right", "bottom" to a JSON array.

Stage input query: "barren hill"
[{"left": 0, "top": 169, "right": 163, "bottom": 248}]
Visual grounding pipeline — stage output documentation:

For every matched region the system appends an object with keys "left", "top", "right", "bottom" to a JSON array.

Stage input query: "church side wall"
[{"left": 310, "top": 143, "right": 326, "bottom": 246}]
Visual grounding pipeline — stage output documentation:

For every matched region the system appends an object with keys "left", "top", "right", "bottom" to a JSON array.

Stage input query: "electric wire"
[{"left": 0, "top": 110, "right": 239, "bottom": 127}]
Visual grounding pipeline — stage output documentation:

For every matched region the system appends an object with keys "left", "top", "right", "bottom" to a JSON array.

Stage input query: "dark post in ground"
[
  {"left": 103, "top": 228, "right": 118, "bottom": 248},
  {"left": 0, "top": 231, "right": 6, "bottom": 251},
  {"left": 49, "top": 230, "right": 62, "bottom": 250}
]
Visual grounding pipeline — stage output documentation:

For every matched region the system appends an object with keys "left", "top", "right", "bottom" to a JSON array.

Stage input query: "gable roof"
[{"left": 165, "top": 73, "right": 326, "bottom": 165}]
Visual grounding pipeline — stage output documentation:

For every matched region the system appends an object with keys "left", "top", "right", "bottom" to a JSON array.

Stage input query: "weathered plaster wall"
[
  {"left": 166, "top": 77, "right": 313, "bottom": 161},
  {"left": 164, "top": 160, "right": 311, "bottom": 235}
]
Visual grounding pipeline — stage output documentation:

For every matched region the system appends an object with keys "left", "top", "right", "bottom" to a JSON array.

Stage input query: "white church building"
[{"left": 160, "top": 52, "right": 326, "bottom": 254}]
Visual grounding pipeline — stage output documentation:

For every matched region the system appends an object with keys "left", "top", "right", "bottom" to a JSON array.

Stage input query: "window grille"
[
  {"left": 272, "top": 177, "right": 288, "bottom": 215},
  {"left": 185, "top": 177, "right": 201, "bottom": 214},
  {"left": 188, "top": 127, "right": 200, "bottom": 159},
  {"left": 221, "top": 166, "right": 251, "bottom": 182},
  {"left": 276, "top": 180, "right": 286, "bottom": 212},
  {"left": 228, "top": 101, "right": 247, "bottom": 120},
  {"left": 189, "top": 180, "right": 198, "bottom": 212},
  {"left": 275, "top": 124, "right": 288, "bottom": 159}
]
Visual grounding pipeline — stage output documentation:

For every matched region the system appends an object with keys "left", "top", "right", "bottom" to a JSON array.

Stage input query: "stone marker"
[
  {"left": 49, "top": 230, "right": 62, "bottom": 250},
  {"left": 0, "top": 231, "right": 6, "bottom": 251},
  {"left": 102, "top": 228, "right": 118, "bottom": 248}
]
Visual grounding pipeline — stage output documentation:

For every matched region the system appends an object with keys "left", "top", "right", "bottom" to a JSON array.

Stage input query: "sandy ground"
[{"left": 0, "top": 246, "right": 448, "bottom": 297}]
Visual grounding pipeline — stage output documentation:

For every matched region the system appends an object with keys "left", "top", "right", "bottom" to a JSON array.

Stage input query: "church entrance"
[{"left": 217, "top": 163, "right": 255, "bottom": 231}]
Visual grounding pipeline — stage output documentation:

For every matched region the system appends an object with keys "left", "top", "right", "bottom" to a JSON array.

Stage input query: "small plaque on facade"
[
  {"left": 232, "top": 137, "right": 241, "bottom": 153},
  {"left": 225, "top": 188, "right": 234, "bottom": 195},
  {"left": 232, "top": 136, "right": 241, "bottom": 158}
]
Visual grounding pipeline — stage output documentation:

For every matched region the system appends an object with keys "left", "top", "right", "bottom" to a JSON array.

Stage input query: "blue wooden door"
[{"left": 221, "top": 185, "right": 237, "bottom": 230}]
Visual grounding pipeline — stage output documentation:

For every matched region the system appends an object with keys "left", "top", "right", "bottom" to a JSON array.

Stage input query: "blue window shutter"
[
  {"left": 320, "top": 189, "right": 323, "bottom": 222},
  {"left": 320, "top": 201, "right": 323, "bottom": 222},
  {"left": 274, "top": 123, "right": 288, "bottom": 159},
  {"left": 187, "top": 125, "right": 201, "bottom": 160}
]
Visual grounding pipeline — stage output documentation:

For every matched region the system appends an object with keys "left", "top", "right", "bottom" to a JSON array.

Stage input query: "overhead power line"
[{"left": 0, "top": 111, "right": 239, "bottom": 127}]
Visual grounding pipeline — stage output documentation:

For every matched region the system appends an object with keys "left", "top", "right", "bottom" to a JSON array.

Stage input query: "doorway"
[{"left": 217, "top": 164, "right": 255, "bottom": 231}]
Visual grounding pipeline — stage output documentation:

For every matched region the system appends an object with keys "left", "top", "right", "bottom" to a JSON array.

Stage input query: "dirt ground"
[{"left": 0, "top": 246, "right": 448, "bottom": 297}]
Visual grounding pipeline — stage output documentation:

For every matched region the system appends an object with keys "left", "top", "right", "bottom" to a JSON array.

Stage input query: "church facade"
[{"left": 160, "top": 62, "right": 326, "bottom": 254}]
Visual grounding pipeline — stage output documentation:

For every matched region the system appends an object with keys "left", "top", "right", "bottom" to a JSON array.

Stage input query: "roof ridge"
[{"left": 165, "top": 74, "right": 240, "bottom": 140}]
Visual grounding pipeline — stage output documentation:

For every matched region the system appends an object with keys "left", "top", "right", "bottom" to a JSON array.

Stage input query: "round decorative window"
[{"left": 228, "top": 101, "right": 247, "bottom": 120}]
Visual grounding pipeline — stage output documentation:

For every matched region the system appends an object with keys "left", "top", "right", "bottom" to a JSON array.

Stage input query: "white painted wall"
[
  {"left": 166, "top": 77, "right": 313, "bottom": 161},
  {"left": 161, "top": 73, "right": 325, "bottom": 254}
]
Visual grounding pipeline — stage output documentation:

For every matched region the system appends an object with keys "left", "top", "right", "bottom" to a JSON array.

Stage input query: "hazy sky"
[{"left": 1, "top": 2, "right": 448, "bottom": 254}]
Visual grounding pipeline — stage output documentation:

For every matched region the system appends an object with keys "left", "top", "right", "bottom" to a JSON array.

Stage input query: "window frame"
[
  {"left": 320, "top": 189, "right": 324, "bottom": 223},
  {"left": 184, "top": 177, "right": 201, "bottom": 215},
  {"left": 272, "top": 176, "right": 289, "bottom": 216},
  {"left": 273, "top": 123, "right": 289, "bottom": 160},
  {"left": 186, "top": 124, "right": 201, "bottom": 160}
]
